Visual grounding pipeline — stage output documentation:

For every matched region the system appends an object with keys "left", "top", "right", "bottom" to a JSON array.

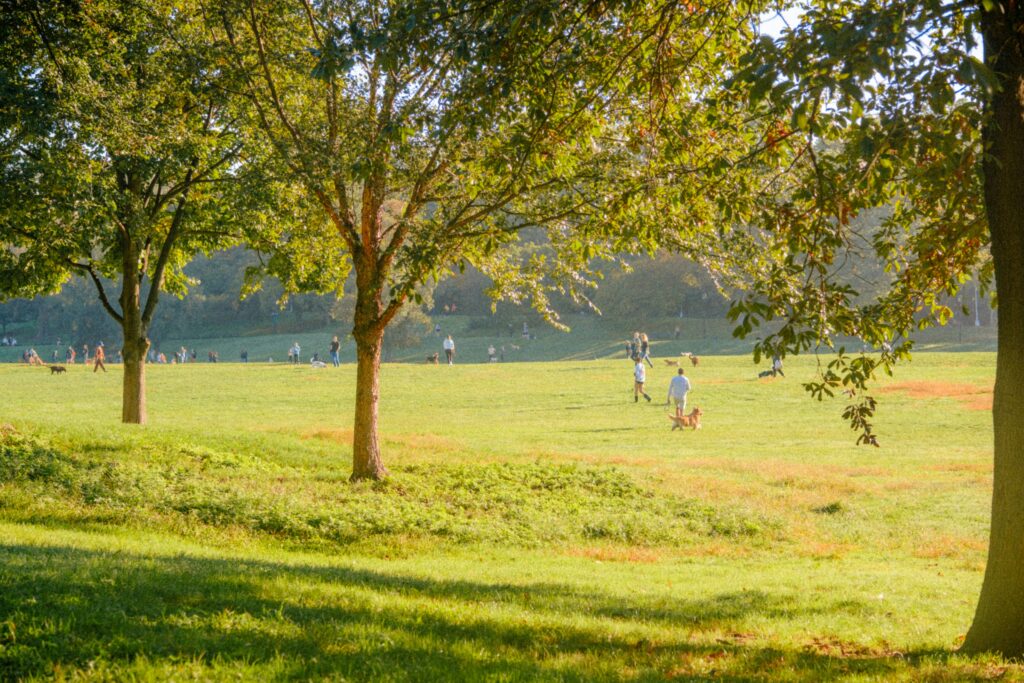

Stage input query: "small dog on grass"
[
  {"left": 427, "top": 352, "right": 439, "bottom": 365},
  {"left": 49, "top": 365, "right": 67, "bottom": 375},
  {"left": 664, "top": 359, "right": 679, "bottom": 367},
  {"left": 668, "top": 407, "right": 703, "bottom": 431}
]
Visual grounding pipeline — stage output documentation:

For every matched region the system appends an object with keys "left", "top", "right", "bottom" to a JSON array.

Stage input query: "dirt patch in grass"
[{"left": 878, "top": 381, "right": 992, "bottom": 411}]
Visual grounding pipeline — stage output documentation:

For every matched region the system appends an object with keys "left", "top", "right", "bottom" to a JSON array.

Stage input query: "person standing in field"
[
  {"left": 93, "top": 342, "right": 106, "bottom": 373},
  {"left": 666, "top": 367, "right": 691, "bottom": 417},
  {"left": 639, "top": 332, "right": 654, "bottom": 367},
  {"left": 66, "top": 345, "right": 75, "bottom": 364},
  {"left": 772, "top": 355, "right": 784, "bottom": 377},
  {"left": 82, "top": 343, "right": 89, "bottom": 365},
  {"left": 633, "top": 358, "right": 652, "bottom": 402},
  {"left": 329, "top": 336, "right": 341, "bottom": 367},
  {"left": 443, "top": 335, "right": 455, "bottom": 365}
]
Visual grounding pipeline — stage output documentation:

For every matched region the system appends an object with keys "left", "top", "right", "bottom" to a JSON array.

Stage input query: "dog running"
[
  {"left": 668, "top": 407, "right": 703, "bottom": 431},
  {"left": 49, "top": 365, "right": 67, "bottom": 375}
]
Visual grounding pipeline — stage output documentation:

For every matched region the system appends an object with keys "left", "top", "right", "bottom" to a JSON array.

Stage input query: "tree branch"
[
  {"left": 141, "top": 168, "right": 193, "bottom": 328},
  {"left": 69, "top": 260, "right": 124, "bottom": 325}
]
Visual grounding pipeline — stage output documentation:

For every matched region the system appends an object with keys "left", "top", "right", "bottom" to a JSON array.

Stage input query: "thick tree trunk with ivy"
[{"left": 962, "top": 5, "right": 1024, "bottom": 658}]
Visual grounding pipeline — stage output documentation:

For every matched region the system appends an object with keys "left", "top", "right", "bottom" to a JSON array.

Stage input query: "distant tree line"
[{"left": 0, "top": 247, "right": 732, "bottom": 346}]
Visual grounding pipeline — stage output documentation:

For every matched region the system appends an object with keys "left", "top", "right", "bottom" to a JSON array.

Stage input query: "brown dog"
[
  {"left": 427, "top": 352, "right": 439, "bottom": 365},
  {"left": 664, "top": 359, "right": 679, "bottom": 367},
  {"left": 668, "top": 407, "right": 703, "bottom": 431},
  {"left": 690, "top": 354, "right": 699, "bottom": 366},
  {"left": 49, "top": 365, "right": 67, "bottom": 374}
]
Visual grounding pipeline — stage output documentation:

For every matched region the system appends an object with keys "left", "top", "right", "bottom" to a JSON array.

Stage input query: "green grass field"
[{"left": 0, "top": 352, "right": 1017, "bottom": 681}]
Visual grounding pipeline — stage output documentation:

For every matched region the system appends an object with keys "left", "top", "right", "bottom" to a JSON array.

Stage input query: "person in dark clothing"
[{"left": 329, "top": 336, "right": 341, "bottom": 367}]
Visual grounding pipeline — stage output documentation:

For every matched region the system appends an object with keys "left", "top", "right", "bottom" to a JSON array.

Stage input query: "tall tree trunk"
[
  {"left": 119, "top": 247, "right": 149, "bottom": 425},
  {"left": 962, "top": 5, "right": 1024, "bottom": 658},
  {"left": 349, "top": 267, "right": 388, "bottom": 481}
]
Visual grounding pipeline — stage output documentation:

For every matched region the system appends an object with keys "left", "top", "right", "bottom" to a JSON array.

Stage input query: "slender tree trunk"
[
  {"left": 962, "top": 5, "right": 1024, "bottom": 658},
  {"left": 121, "top": 323, "right": 150, "bottom": 425},
  {"left": 119, "top": 247, "right": 149, "bottom": 425},
  {"left": 349, "top": 266, "right": 388, "bottom": 481}
]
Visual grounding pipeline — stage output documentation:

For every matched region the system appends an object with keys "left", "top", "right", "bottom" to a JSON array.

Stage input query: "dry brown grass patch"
[
  {"left": 878, "top": 380, "right": 992, "bottom": 411},
  {"left": 566, "top": 546, "right": 665, "bottom": 563},
  {"left": 912, "top": 534, "right": 987, "bottom": 559},
  {"left": 804, "top": 636, "right": 903, "bottom": 659},
  {"left": 926, "top": 462, "right": 992, "bottom": 474},
  {"left": 302, "top": 428, "right": 354, "bottom": 444}
]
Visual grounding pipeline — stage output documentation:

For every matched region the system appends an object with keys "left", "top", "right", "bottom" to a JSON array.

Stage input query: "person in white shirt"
[
  {"left": 443, "top": 335, "right": 455, "bottom": 365},
  {"left": 633, "top": 360, "right": 651, "bottom": 402},
  {"left": 666, "top": 367, "right": 691, "bottom": 417}
]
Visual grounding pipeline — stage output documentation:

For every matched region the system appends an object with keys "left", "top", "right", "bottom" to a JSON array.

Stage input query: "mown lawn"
[{"left": 0, "top": 353, "right": 1015, "bottom": 681}]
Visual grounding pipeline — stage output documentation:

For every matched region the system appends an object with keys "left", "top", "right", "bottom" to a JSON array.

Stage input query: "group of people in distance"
[
  {"left": 27, "top": 340, "right": 110, "bottom": 372},
  {"left": 626, "top": 331, "right": 653, "bottom": 367}
]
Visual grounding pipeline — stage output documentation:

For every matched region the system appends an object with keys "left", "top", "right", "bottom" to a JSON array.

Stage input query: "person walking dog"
[{"left": 666, "top": 367, "right": 691, "bottom": 417}]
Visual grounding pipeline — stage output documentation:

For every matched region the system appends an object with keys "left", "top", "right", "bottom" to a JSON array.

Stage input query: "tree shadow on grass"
[{"left": 0, "top": 542, "right": 962, "bottom": 681}]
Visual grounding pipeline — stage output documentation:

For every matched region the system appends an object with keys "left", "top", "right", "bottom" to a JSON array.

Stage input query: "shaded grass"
[{"left": 0, "top": 523, "right": 1007, "bottom": 682}]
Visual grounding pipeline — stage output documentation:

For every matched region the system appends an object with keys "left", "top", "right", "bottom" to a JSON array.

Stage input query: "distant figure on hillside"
[
  {"left": 522, "top": 322, "right": 529, "bottom": 339},
  {"left": 674, "top": 324, "right": 681, "bottom": 340},
  {"left": 488, "top": 344, "right": 497, "bottom": 362},
  {"left": 51, "top": 348, "right": 59, "bottom": 362},
  {"left": 639, "top": 333, "right": 653, "bottom": 367},
  {"left": 66, "top": 345, "right": 76, "bottom": 364},
  {"left": 93, "top": 343, "right": 106, "bottom": 373},
  {"left": 666, "top": 368, "right": 691, "bottom": 417},
  {"left": 158, "top": 352, "right": 167, "bottom": 363},
  {"left": 772, "top": 355, "right": 784, "bottom": 378},
  {"left": 329, "top": 336, "right": 341, "bottom": 367},
  {"left": 289, "top": 341, "right": 301, "bottom": 364},
  {"left": 82, "top": 344, "right": 89, "bottom": 365},
  {"left": 633, "top": 359, "right": 651, "bottom": 403},
  {"left": 240, "top": 349, "right": 248, "bottom": 363},
  {"left": 191, "top": 349, "right": 197, "bottom": 362},
  {"left": 443, "top": 335, "right": 455, "bottom": 365},
  {"left": 208, "top": 350, "right": 218, "bottom": 363}
]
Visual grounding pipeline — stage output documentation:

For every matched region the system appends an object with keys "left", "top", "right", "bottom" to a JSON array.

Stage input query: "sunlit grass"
[{"left": 0, "top": 352, "right": 1011, "bottom": 680}]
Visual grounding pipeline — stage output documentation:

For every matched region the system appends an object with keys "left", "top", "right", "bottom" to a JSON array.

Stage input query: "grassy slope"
[
  {"left": 0, "top": 353, "right": 1015, "bottom": 681},
  {"left": 0, "top": 313, "right": 999, "bottom": 366}
]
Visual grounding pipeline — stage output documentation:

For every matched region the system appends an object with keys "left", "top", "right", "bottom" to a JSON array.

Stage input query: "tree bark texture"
[
  {"left": 349, "top": 258, "right": 389, "bottom": 482},
  {"left": 118, "top": 247, "right": 149, "bottom": 425},
  {"left": 962, "top": 4, "right": 1024, "bottom": 658}
]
